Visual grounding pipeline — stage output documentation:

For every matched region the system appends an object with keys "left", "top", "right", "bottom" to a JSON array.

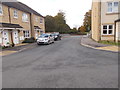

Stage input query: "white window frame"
[
  {"left": 23, "top": 30, "right": 30, "bottom": 38},
  {"left": 22, "top": 13, "right": 28, "bottom": 22},
  {"left": 107, "top": 1, "right": 119, "bottom": 13},
  {"left": 102, "top": 25, "right": 114, "bottom": 35},
  {"left": 13, "top": 9, "right": 18, "bottom": 18},
  {"left": 40, "top": 18, "right": 43, "bottom": 24},
  {"left": 0, "top": 4, "right": 3, "bottom": 15},
  {"left": 35, "top": 17, "right": 38, "bottom": 22}
]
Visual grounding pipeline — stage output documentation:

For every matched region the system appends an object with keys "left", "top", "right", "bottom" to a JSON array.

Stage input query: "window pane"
[
  {"left": 40, "top": 18, "right": 43, "bottom": 23},
  {"left": 109, "top": 25, "right": 113, "bottom": 29},
  {"left": 108, "top": 2, "right": 112, "bottom": 7},
  {"left": 109, "top": 30, "right": 112, "bottom": 34},
  {"left": 0, "top": 5, "right": 3, "bottom": 14},
  {"left": 103, "top": 25, "right": 107, "bottom": 29},
  {"left": 114, "top": 2, "right": 118, "bottom": 7},
  {"left": 114, "top": 2, "right": 118, "bottom": 12},
  {"left": 107, "top": 2, "right": 112, "bottom": 12},
  {"left": 103, "top": 30, "right": 107, "bottom": 34}
]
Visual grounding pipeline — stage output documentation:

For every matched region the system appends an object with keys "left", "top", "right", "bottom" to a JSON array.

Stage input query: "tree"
[
  {"left": 83, "top": 10, "right": 91, "bottom": 32},
  {"left": 45, "top": 15, "right": 56, "bottom": 32},
  {"left": 78, "top": 26, "right": 86, "bottom": 32},
  {"left": 45, "top": 11, "right": 70, "bottom": 33}
]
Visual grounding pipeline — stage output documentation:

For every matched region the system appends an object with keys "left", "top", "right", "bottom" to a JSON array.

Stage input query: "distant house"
[
  {"left": 0, "top": 1, "right": 45, "bottom": 46},
  {"left": 92, "top": 0, "right": 120, "bottom": 42}
]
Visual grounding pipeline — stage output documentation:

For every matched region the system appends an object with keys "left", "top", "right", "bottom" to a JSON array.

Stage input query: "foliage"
[
  {"left": 22, "top": 37, "right": 35, "bottom": 43},
  {"left": 83, "top": 10, "right": 91, "bottom": 32},
  {"left": 45, "top": 11, "right": 70, "bottom": 34},
  {"left": 78, "top": 26, "right": 86, "bottom": 32},
  {"left": 98, "top": 41, "right": 120, "bottom": 46},
  {"left": 78, "top": 10, "right": 91, "bottom": 32}
]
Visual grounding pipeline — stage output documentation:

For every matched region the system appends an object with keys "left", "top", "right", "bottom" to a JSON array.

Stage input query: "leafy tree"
[
  {"left": 45, "top": 15, "right": 56, "bottom": 32},
  {"left": 45, "top": 11, "right": 70, "bottom": 33},
  {"left": 78, "top": 26, "right": 86, "bottom": 32},
  {"left": 83, "top": 10, "right": 91, "bottom": 32}
]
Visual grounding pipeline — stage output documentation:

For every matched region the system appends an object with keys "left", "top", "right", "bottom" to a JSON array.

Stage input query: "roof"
[
  {"left": 0, "top": 23, "right": 23, "bottom": 28},
  {"left": 115, "top": 19, "right": 120, "bottom": 22},
  {"left": 1, "top": 1, "right": 44, "bottom": 18},
  {"left": 34, "top": 26, "right": 41, "bottom": 29}
]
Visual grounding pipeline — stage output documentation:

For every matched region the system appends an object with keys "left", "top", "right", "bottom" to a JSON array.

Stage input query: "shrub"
[{"left": 22, "top": 37, "right": 35, "bottom": 43}]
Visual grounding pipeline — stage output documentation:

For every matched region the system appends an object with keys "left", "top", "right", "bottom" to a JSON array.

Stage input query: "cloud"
[{"left": 19, "top": 0, "right": 92, "bottom": 28}]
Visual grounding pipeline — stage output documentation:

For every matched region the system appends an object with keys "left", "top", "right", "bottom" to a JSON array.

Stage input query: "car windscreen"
[
  {"left": 54, "top": 33, "right": 59, "bottom": 36},
  {"left": 39, "top": 34, "right": 49, "bottom": 38}
]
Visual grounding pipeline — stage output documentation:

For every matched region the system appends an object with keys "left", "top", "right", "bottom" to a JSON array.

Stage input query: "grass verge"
[{"left": 98, "top": 41, "right": 120, "bottom": 46}]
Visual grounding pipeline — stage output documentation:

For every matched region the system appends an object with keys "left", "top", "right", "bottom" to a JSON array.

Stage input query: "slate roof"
[
  {"left": 34, "top": 26, "right": 41, "bottom": 29},
  {"left": 1, "top": 0, "right": 44, "bottom": 18},
  {"left": 115, "top": 19, "right": 120, "bottom": 22},
  {"left": 0, "top": 23, "right": 23, "bottom": 28}
]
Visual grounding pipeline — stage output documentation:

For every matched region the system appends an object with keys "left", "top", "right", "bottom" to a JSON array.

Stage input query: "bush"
[{"left": 22, "top": 37, "right": 35, "bottom": 43}]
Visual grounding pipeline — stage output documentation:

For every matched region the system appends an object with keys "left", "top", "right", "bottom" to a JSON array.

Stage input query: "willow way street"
[{"left": 2, "top": 35, "right": 118, "bottom": 88}]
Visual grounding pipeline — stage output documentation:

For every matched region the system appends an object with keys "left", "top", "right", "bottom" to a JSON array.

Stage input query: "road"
[{"left": 2, "top": 36, "right": 118, "bottom": 88}]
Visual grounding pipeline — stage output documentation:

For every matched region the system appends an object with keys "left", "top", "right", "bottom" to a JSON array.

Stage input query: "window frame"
[
  {"left": 22, "top": 13, "right": 29, "bottom": 22},
  {"left": 35, "top": 17, "right": 38, "bottom": 22},
  {"left": 23, "top": 30, "right": 30, "bottom": 38},
  {"left": 102, "top": 25, "right": 114, "bottom": 35},
  {"left": 40, "top": 18, "right": 43, "bottom": 24},
  {"left": 13, "top": 9, "right": 18, "bottom": 18},
  {"left": 0, "top": 4, "right": 3, "bottom": 15},
  {"left": 107, "top": 1, "right": 119, "bottom": 13}
]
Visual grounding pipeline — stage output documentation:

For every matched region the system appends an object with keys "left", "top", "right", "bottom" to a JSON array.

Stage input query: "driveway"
[{"left": 2, "top": 35, "right": 118, "bottom": 88}]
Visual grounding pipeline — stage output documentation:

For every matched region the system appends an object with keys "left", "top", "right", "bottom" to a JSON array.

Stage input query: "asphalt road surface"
[{"left": 2, "top": 36, "right": 118, "bottom": 88}]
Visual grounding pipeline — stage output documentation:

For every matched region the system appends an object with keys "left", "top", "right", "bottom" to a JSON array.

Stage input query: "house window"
[
  {"left": 102, "top": 25, "right": 114, "bottom": 35},
  {"left": 23, "top": 31, "right": 30, "bottom": 38},
  {"left": 0, "top": 4, "right": 3, "bottom": 15},
  {"left": 22, "top": 13, "right": 28, "bottom": 22},
  {"left": 40, "top": 18, "right": 43, "bottom": 23},
  {"left": 13, "top": 10, "right": 18, "bottom": 18},
  {"left": 107, "top": 2, "right": 119, "bottom": 13},
  {"left": 35, "top": 17, "right": 38, "bottom": 22}
]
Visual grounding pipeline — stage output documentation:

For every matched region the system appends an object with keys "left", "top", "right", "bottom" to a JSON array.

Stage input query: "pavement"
[
  {"left": 81, "top": 35, "right": 119, "bottom": 52},
  {"left": 2, "top": 35, "right": 118, "bottom": 88},
  {"left": 0, "top": 43, "right": 36, "bottom": 56}
]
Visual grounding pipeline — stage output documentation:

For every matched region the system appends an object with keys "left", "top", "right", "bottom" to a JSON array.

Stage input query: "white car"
[{"left": 37, "top": 34, "right": 54, "bottom": 45}]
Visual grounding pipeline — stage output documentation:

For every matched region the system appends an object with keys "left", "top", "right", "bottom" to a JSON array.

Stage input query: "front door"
[
  {"left": 35, "top": 31, "right": 38, "bottom": 39},
  {"left": 13, "top": 30, "right": 19, "bottom": 44},
  {"left": 2, "top": 30, "right": 9, "bottom": 46}
]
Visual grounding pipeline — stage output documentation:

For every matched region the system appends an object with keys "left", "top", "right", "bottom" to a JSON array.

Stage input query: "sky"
[{"left": 19, "top": 0, "right": 92, "bottom": 28}]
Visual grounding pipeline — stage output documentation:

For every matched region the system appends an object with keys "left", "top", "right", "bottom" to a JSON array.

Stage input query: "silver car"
[{"left": 37, "top": 34, "right": 54, "bottom": 45}]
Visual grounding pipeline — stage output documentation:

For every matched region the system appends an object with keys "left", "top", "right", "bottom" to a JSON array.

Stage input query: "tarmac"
[{"left": 0, "top": 35, "right": 119, "bottom": 57}]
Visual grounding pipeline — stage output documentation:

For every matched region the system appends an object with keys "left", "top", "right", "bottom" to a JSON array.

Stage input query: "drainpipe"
[
  {"left": 99, "top": 0, "right": 101, "bottom": 41},
  {"left": 8, "top": 7, "right": 14, "bottom": 46},
  {"left": 114, "top": 21, "right": 116, "bottom": 42}
]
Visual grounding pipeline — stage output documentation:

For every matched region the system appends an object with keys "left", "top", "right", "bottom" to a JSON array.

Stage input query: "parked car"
[
  {"left": 53, "top": 32, "right": 61, "bottom": 41},
  {"left": 37, "top": 33, "right": 54, "bottom": 45}
]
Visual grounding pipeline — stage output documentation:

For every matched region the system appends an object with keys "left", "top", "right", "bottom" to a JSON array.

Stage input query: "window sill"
[
  {"left": 106, "top": 12, "right": 119, "bottom": 15},
  {"left": 13, "top": 17, "right": 18, "bottom": 19},
  {"left": 102, "top": 35, "right": 114, "bottom": 37},
  {"left": 22, "top": 21, "right": 29, "bottom": 23}
]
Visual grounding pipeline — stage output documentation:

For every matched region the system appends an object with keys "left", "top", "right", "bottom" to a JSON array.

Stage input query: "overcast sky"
[{"left": 19, "top": 0, "right": 92, "bottom": 28}]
